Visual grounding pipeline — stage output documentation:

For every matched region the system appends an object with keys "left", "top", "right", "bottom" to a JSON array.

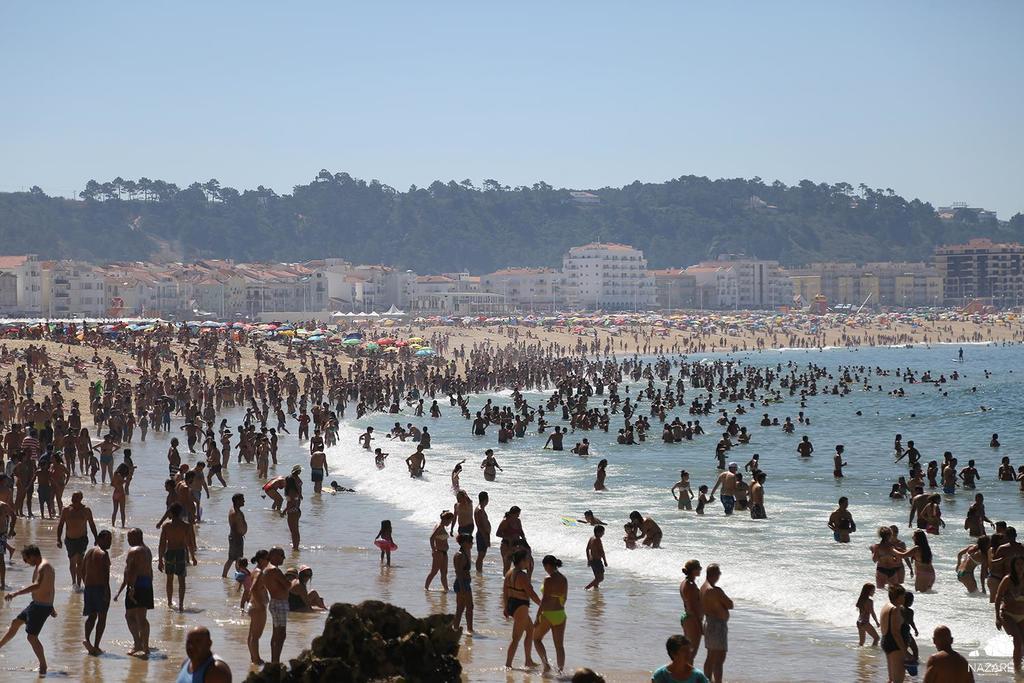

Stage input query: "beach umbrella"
[
  {"left": 407, "top": 337, "right": 424, "bottom": 343},
  {"left": 415, "top": 348, "right": 435, "bottom": 356},
  {"left": 342, "top": 338, "right": 361, "bottom": 346},
  {"left": 376, "top": 337, "right": 396, "bottom": 346}
]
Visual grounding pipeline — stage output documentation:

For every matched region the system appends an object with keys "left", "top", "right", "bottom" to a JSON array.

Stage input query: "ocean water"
[{"left": 329, "top": 342, "right": 1024, "bottom": 678}]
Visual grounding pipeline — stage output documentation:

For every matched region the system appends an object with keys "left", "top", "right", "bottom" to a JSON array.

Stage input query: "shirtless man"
[
  {"left": 158, "top": 503, "right": 197, "bottom": 612},
  {"left": 701, "top": 564, "right": 734, "bottom": 683},
  {"left": 309, "top": 450, "right": 328, "bottom": 494},
  {"left": 451, "top": 490, "right": 474, "bottom": 538},
  {"left": 993, "top": 527, "right": 1024, "bottom": 592},
  {"left": 543, "top": 426, "right": 564, "bottom": 451},
  {"left": 964, "top": 493, "right": 994, "bottom": 537},
  {"left": 709, "top": 464, "right": 738, "bottom": 516},
  {"left": 749, "top": 472, "right": 767, "bottom": 519},
  {"left": 113, "top": 528, "right": 154, "bottom": 657},
  {"left": 56, "top": 491, "right": 97, "bottom": 590},
  {"left": 629, "top": 511, "right": 663, "bottom": 548},
  {"left": 923, "top": 625, "right": 973, "bottom": 683},
  {"left": 828, "top": 497, "right": 857, "bottom": 543},
  {"left": 81, "top": 529, "right": 112, "bottom": 655},
  {"left": 941, "top": 459, "right": 958, "bottom": 495},
  {"left": 0, "top": 545, "right": 56, "bottom": 674},
  {"left": 908, "top": 486, "right": 929, "bottom": 530},
  {"left": 474, "top": 491, "right": 491, "bottom": 573},
  {"left": 262, "top": 546, "right": 291, "bottom": 665},
  {"left": 584, "top": 525, "right": 606, "bottom": 590},
  {"left": 174, "top": 473, "right": 197, "bottom": 524},
  {"left": 222, "top": 493, "right": 247, "bottom": 578},
  {"left": 406, "top": 445, "right": 426, "bottom": 478},
  {"left": 679, "top": 559, "right": 703, "bottom": 664},
  {"left": 832, "top": 445, "right": 847, "bottom": 478}
]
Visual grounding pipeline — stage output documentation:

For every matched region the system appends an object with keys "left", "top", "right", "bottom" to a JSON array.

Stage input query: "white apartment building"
[
  {"left": 312, "top": 259, "right": 413, "bottom": 313},
  {"left": 687, "top": 255, "right": 791, "bottom": 309},
  {"left": 42, "top": 261, "right": 107, "bottom": 317},
  {"left": 561, "top": 243, "right": 656, "bottom": 311},
  {"left": 482, "top": 268, "right": 564, "bottom": 312},
  {"left": 0, "top": 255, "right": 44, "bottom": 314},
  {"left": 407, "top": 274, "right": 506, "bottom": 316}
]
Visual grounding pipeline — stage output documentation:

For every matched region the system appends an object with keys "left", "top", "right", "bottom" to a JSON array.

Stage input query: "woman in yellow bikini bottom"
[{"left": 534, "top": 555, "right": 568, "bottom": 673}]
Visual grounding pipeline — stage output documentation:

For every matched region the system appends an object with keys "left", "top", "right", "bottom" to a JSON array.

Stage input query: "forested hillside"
[{"left": 1, "top": 171, "right": 1020, "bottom": 270}]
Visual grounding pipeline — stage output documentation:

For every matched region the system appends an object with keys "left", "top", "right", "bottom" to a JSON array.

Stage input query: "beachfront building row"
[
  {"left": 934, "top": 238, "right": 1024, "bottom": 308},
  {"left": 787, "top": 262, "right": 943, "bottom": 309},
  {"left": 0, "top": 258, "right": 330, "bottom": 318},
  {"left": 0, "top": 238, "right": 1016, "bottom": 317}
]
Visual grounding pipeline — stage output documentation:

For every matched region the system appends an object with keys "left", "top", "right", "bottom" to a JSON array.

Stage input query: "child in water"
[
  {"left": 375, "top": 520, "right": 397, "bottom": 566},
  {"left": 696, "top": 485, "right": 714, "bottom": 515},
  {"left": 233, "top": 557, "right": 252, "bottom": 594},
  {"left": 623, "top": 522, "right": 639, "bottom": 549},
  {"left": 854, "top": 583, "right": 879, "bottom": 646},
  {"left": 88, "top": 452, "right": 100, "bottom": 484},
  {"left": 903, "top": 592, "right": 920, "bottom": 670}
]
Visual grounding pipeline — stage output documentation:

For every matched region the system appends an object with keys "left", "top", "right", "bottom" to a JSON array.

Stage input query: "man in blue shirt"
[{"left": 652, "top": 634, "right": 710, "bottom": 683}]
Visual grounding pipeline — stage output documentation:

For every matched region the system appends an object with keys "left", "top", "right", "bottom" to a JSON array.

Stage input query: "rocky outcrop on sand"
[{"left": 244, "top": 600, "right": 462, "bottom": 683}]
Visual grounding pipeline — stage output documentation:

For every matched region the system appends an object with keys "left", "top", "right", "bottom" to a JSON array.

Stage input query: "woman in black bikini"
[
  {"left": 503, "top": 549, "right": 540, "bottom": 669},
  {"left": 879, "top": 584, "right": 908, "bottom": 683},
  {"left": 871, "top": 527, "right": 902, "bottom": 589}
]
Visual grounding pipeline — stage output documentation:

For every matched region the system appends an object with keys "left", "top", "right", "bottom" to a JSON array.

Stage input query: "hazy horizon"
[{"left": 2, "top": 2, "right": 1021, "bottom": 217}]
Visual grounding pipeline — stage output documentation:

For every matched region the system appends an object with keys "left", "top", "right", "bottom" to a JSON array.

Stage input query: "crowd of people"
[{"left": 0, "top": 320, "right": 1007, "bottom": 681}]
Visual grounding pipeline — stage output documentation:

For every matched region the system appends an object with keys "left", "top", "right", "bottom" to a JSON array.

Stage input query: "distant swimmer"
[{"left": 833, "top": 445, "right": 848, "bottom": 478}]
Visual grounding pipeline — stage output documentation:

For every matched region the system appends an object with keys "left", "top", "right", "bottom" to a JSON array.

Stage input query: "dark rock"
[{"left": 244, "top": 601, "right": 462, "bottom": 683}]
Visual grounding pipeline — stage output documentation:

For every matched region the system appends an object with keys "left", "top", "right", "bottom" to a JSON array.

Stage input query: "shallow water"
[
  {"left": 0, "top": 343, "right": 1018, "bottom": 681},
  {"left": 332, "top": 342, "right": 1024, "bottom": 679}
]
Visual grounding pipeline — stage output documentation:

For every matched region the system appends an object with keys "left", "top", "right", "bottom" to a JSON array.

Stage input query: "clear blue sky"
[{"left": 2, "top": 2, "right": 1021, "bottom": 217}]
